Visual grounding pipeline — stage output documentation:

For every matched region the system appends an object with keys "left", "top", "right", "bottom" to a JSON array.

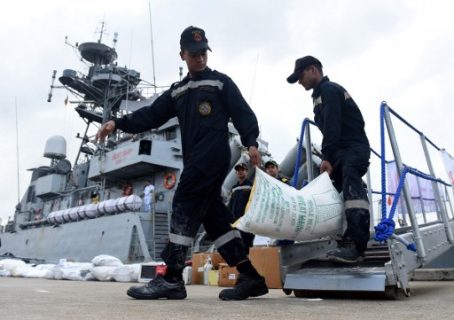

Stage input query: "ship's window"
[
  {"left": 139, "top": 140, "right": 152, "bottom": 155},
  {"left": 26, "top": 186, "right": 36, "bottom": 203},
  {"left": 165, "top": 128, "right": 177, "bottom": 141}
]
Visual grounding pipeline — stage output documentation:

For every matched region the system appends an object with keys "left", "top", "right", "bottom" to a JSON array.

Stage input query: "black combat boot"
[
  {"left": 127, "top": 275, "right": 187, "bottom": 300},
  {"left": 218, "top": 273, "right": 268, "bottom": 300},
  {"left": 326, "top": 245, "right": 364, "bottom": 264}
]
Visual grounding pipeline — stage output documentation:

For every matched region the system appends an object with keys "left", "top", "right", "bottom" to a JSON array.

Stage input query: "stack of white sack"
[
  {"left": 0, "top": 259, "right": 56, "bottom": 278},
  {"left": 0, "top": 259, "right": 28, "bottom": 277},
  {"left": 90, "top": 254, "right": 140, "bottom": 282},
  {"left": 0, "top": 255, "right": 141, "bottom": 282},
  {"left": 235, "top": 169, "right": 344, "bottom": 241}
]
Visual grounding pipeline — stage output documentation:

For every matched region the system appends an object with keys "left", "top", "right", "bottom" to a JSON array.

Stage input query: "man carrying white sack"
[{"left": 287, "top": 56, "right": 371, "bottom": 264}]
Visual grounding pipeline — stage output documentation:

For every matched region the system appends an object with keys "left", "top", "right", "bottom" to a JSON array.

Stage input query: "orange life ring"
[{"left": 164, "top": 172, "right": 177, "bottom": 189}]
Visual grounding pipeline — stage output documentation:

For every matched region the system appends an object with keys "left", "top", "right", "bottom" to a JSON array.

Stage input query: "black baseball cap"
[
  {"left": 234, "top": 162, "right": 248, "bottom": 171},
  {"left": 180, "top": 26, "right": 211, "bottom": 53},
  {"left": 264, "top": 160, "right": 279, "bottom": 168},
  {"left": 286, "top": 56, "right": 322, "bottom": 84}
]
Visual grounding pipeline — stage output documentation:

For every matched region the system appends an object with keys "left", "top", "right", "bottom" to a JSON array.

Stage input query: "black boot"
[
  {"left": 127, "top": 275, "right": 187, "bottom": 300},
  {"left": 218, "top": 273, "right": 268, "bottom": 300},
  {"left": 326, "top": 245, "right": 364, "bottom": 264}
]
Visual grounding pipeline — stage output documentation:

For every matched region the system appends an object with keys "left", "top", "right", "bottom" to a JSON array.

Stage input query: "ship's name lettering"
[{"left": 111, "top": 148, "right": 133, "bottom": 162}]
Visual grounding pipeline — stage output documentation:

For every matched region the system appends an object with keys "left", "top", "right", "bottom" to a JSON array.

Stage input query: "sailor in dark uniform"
[
  {"left": 228, "top": 162, "right": 254, "bottom": 251},
  {"left": 264, "top": 160, "right": 289, "bottom": 184},
  {"left": 287, "top": 55, "right": 371, "bottom": 264},
  {"left": 96, "top": 26, "right": 267, "bottom": 300}
]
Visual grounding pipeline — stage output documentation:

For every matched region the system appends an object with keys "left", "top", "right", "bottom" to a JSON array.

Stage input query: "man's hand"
[
  {"left": 248, "top": 145, "right": 261, "bottom": 167},
  {"left": 96, "top": 120, "right": 116, "bottom": 143},
  {"left": 320, "top": 160, "right": 333, "bottom": 176}
]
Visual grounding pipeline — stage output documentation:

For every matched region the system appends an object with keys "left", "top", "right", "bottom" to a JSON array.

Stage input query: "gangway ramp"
[{"left": 281, "top": 102, "right": 454, "bottom": 299}]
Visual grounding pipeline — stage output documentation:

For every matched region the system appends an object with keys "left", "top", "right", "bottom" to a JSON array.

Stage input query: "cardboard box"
[
  {"left": 218, "top": 263, "right": 239, "bottom": 287},
  {"left": 249, "top": 246, "right": 282, "bottom": 289},
  {"left": 191, "top": 252, "right": 225, "bottom": 285}
]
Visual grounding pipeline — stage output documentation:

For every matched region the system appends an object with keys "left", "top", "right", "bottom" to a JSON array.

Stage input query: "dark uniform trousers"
[
  {"left": 331, "top": 145, "right": 371, "bottom": 253},
  {"left": 161, "top": 163, "right": 247, "bottom": 271},
  {"left": 312, "top": 76, "right": 371, "bottom": 254}
]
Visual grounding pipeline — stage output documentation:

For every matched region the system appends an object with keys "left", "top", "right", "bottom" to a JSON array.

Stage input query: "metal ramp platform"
[
  {"left": 281, "top": 221, "right": 454, "bottom": 298},
  {"left": 281, "top": 102, "right": 454, "bottom": 299},
  {"left": 280, "top": 240, "right": 399, "bottom": 299}
]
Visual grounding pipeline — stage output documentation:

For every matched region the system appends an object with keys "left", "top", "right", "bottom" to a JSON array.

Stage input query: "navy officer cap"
[
  {"left": 264, "top": 160, "right": 279, "bottom": 168},
  {"left": 287, "top": 56, "right": 322, "bottom": 84},
  {"left": 180, "top": 26, "right": 212, "bottom": 53},
  {"left": 234, "top": 162, "right": 248, "bottom": 171}
]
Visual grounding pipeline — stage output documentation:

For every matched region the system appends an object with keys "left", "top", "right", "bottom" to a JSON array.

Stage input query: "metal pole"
[
  {"left": 304, "top": 123, "right": 314, "bottom": 181},
  {"left": 366, "top": 169, "right": 375, "bottom": 228},
  {"left": 420, "top": 134, "right": 454, "bottom": 243},
  {"left": 384, "top": 107, "right": 426, "bottom": 260},
  {"left": 445, "top": 185, "right": 454, "bottom": 219}
]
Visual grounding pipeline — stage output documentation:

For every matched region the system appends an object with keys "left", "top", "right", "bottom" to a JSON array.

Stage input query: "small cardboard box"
[
  {"left": 218, "top": 263, "right": 239, "bottom": 287},
  {"left": 191, "top": 252, "right": 225, "bottom": 285},
  {"left": 249, "top": 246, "right": 282, "bottom": 289}
]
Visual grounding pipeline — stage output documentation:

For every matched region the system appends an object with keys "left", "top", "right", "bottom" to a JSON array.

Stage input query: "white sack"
[
  {"left": 90, "top": 266, "right": 117, "bottom": 281},
  {"left": 112, "top": 264, "right": 141, "bottom": 282},
  {"left": 91, "top": 255, "right": 123, "bottom": 267},
  {"left": 236, "top": 170, "right": 343, "bottom": 241},
  {"left": 0, "top": 259, "right": 27, "bottom": 276},
  {"left": 23, "top": 264, "right": 56, "bottom": 278},
  {"left": 53, "top": 262, "right": 93, "bottom": 281}
]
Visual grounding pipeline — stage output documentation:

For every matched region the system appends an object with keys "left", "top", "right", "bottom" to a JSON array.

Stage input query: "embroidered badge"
[
  {"left": 198, "top": 101, "right": 212, "bottom": 116},
  {"left": 193, "top": 31, "right": 202, "bottom": 42}
]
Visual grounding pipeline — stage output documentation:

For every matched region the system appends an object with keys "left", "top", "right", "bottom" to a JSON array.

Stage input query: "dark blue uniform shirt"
[
  {"left": 114, "top": 68, "right": 259, "bottom": 176},
  {"left": 312, "top": 76, "right": 369, "bottom": 164}
]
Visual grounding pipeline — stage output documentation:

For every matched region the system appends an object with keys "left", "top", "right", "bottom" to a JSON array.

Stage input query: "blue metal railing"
[{"left": 291, "top": 118, "right": 316, "bottom": 188}]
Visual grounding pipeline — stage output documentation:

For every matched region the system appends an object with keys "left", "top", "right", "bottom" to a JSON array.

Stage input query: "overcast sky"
[{"left": 1, "top": 0, "right": 454, "bottom": 224}]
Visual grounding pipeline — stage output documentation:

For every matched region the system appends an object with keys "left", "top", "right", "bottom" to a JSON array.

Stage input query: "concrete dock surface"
[{"left": 1, "top": 277, "right": 453, "bottom": 320}]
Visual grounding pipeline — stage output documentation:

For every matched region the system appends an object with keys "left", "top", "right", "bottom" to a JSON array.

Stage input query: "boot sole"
[
  {"left": 327, "top": 255, "right": 364, "bottom": 264},
  {"left": 219, "top": 285, "right": 269, "bottom": 301},
  {"left": 127, "top": 289, "right": 187, "bottom": 300}
]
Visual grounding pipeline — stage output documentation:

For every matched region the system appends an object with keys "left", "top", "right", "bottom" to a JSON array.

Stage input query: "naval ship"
[{"left": 0, "top": 29, "right": 313, "bottom": 265}]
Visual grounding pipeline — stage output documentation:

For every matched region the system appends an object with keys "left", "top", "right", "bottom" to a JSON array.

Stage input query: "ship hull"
[{"left": 0, "top": 213, "right": 152, "bottom": 264}]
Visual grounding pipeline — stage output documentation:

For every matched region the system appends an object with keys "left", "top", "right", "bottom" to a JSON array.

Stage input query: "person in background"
[
  {"left": 90, "top": 190, "right": 100, "bottom": 204},
  {"left": 287, "top": 55, "right": 371, "bottom": 264},
  {"left": 96, "top": 26, "right": 268, "bottom": 301},
  {"left": 228, "top": 162, "right": 254, "bottom": 251},
  {"left": 143, "top": 180, "right": 155, "bottom": 212},
  {"left": 122, "top": 182, "right": 133, "bottom": 196},
  {"left": 264, "top": 160, "right": 289, "bottom": 184}
]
